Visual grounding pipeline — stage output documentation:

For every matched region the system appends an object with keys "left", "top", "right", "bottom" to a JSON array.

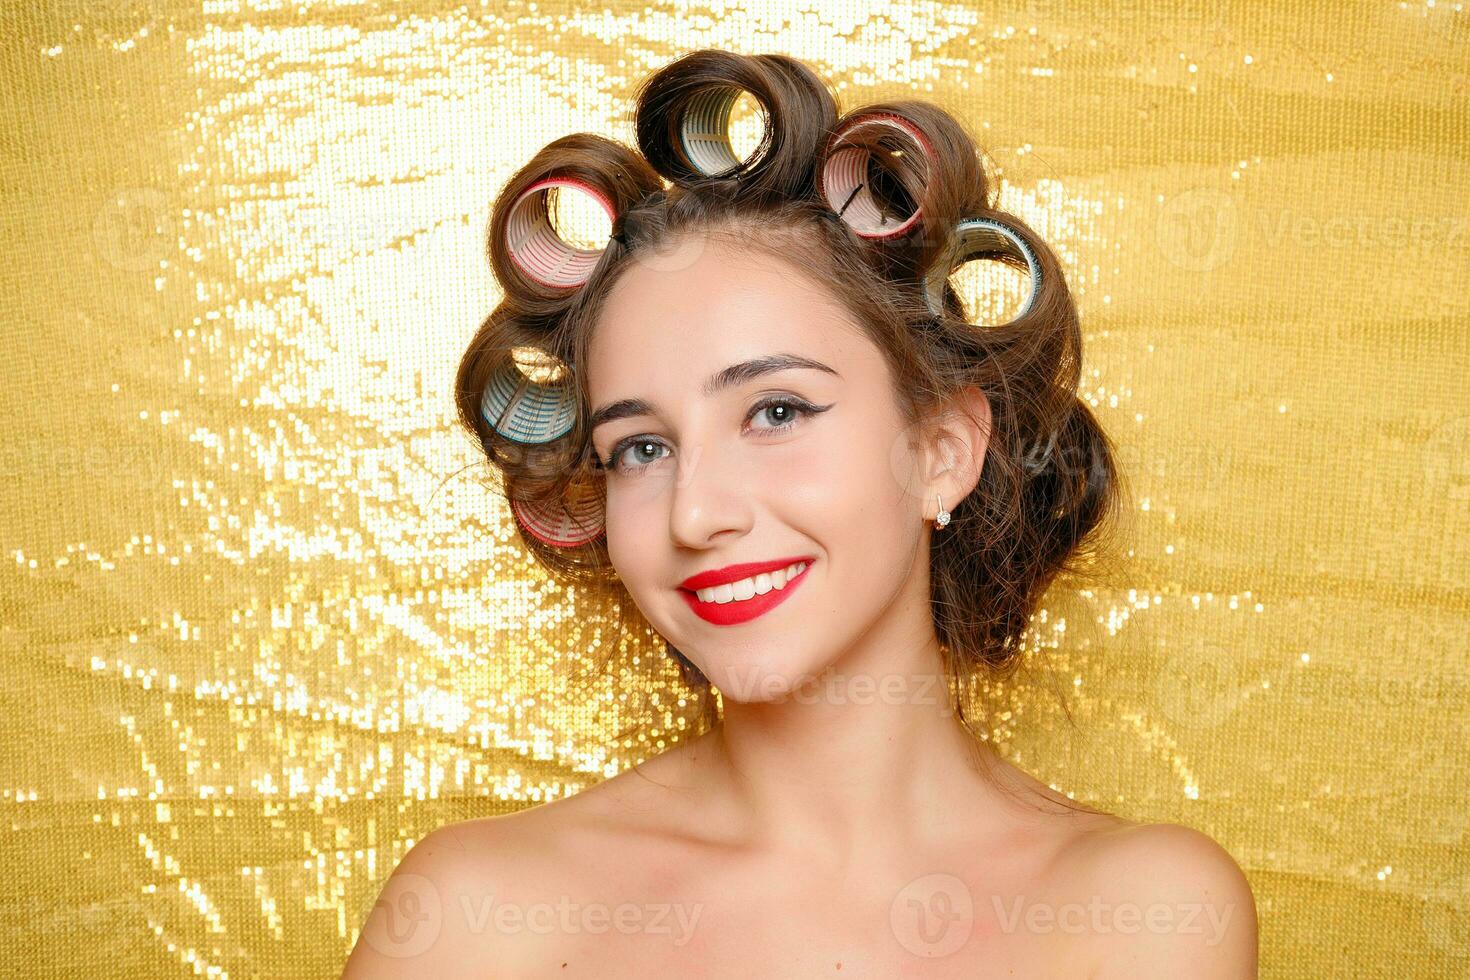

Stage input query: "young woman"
[{"left": 344, "top": 48, "right": 1258, "bottom": 978}]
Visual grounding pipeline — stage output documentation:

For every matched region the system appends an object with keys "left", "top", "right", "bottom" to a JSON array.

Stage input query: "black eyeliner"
[{"left": 600, "top": 395, "right": 834, "bottom": 474}]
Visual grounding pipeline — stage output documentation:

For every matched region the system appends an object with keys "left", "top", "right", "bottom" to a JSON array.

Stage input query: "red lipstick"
[
  {"left": 679, "top": 557, "right": 813, "bottom": 591},
  {"left": 678, "top": 557, "right": 816, "bottom": 627}
]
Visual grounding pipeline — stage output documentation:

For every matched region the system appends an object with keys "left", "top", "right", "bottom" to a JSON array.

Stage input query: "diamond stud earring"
[{"left": 934, "top": 492, "right": 951, "bottom": 529}]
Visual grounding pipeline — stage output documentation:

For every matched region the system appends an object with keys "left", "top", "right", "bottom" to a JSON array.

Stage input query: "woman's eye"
[
  {"left": 600, "top": 396, "right": 831, "bottom": 475},
  {"left": 751, "top": 399, "right": 804, "bottom": 430},
  {"left": 603, "top": 439, "right": 669, "bottom": 474},
  {"left": 747, "top": 395, "right": 831, "bottom": 435}
]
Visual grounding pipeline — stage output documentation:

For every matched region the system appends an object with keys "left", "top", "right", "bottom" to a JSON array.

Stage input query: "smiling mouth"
[
  {"left": 677, "top": 560, "right": 815, "bottom": 627},
  {"left": 682, "top": 560, "right": 813, "bottom": 604}
]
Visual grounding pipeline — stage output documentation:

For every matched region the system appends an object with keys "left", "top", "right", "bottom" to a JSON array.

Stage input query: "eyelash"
[{"left": 596, "top": 395, "right": 831, "bottom": 475}]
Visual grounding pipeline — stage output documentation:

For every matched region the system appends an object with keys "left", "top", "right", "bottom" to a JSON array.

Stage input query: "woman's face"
[{"left": 586, "top": 233, "right": 932, "bottom": 700}]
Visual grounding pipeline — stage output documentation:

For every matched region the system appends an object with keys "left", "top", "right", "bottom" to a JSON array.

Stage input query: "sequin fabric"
[{"left": 1, "top": 2, "right": 1467, "bottom": 976}]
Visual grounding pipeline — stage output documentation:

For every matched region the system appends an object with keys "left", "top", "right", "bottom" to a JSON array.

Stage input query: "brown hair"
[{"left": 454, "top": 48, "right": 1130, "bottom": 737}]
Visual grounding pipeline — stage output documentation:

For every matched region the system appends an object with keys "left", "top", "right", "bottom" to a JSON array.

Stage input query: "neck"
[{"left": 696, "top": 615, "right": 1007, "bottom": 868}]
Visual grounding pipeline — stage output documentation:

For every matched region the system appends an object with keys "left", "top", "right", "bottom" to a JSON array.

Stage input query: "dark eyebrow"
[{"left": 589, "top": 353, "right": 840, "bottom": 432}]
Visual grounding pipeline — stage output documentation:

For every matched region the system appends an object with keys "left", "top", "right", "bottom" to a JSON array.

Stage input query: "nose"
[{"left": 666, "top": 436, "right": 754, "bottom": 549}]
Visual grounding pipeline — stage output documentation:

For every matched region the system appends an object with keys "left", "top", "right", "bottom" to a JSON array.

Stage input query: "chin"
[
  {"left": 634, "top": 561, "right": 855, "bottom": 703},
  {"left": 687, "top": 643, "right": 840, "bottom": 705}
]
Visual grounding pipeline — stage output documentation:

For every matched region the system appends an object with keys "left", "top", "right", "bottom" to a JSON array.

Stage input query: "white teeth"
[{"left": 695, "top": 561, "right": 809, "bottom": 604}]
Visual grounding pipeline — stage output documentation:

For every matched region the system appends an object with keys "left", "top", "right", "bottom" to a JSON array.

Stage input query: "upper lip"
[{"left": 679, "top": 556, "right": 815, "bottom": 592}]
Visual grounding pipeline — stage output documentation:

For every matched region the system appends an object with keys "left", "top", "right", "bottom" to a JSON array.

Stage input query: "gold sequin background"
[{"left": 1, "top": 0, "right": 1466, "bottom": 976}]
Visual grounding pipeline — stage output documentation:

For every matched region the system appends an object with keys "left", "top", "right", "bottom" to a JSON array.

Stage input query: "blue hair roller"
[
  {"left": 479, "top": 359, "right": 577, "bottom": 445},
  {"left": 925, "top": 217, "right": 1042, "bottom": 323}
]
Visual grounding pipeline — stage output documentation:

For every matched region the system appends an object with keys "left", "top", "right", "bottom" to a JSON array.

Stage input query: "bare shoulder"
[
  {"left": 339, "top": 749, "right": 695, "bottom": 979},
  {"left": 1055, "top": 819, "right": 1259, "bottom": 979},
  {"left": 337, "top": 806, "right": 559, "bottom": 979}
]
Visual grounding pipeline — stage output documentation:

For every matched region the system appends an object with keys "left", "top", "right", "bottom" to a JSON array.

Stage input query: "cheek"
[
  {"left": 604, "top": 490, "right": 648, "bottom": 579},
  {"left": 602, "top": 469, "right": 675, "bottom": 579},
  {"left": 762, "top": 418, "right": 910, "bottom": 517}
]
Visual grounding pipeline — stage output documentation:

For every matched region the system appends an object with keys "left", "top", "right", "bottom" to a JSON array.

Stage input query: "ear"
[{"left": 919, "top": 385, "right": 992, "bottom": 522}]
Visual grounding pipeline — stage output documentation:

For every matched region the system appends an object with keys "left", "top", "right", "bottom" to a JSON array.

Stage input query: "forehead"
[{"left": 586, "top": 235, "right": 867, "bottom": 399}]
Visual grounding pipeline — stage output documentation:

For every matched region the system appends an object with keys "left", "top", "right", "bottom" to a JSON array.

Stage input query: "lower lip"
[{"left": 678, "top": 562, "right": 814, "bottom": 626}]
